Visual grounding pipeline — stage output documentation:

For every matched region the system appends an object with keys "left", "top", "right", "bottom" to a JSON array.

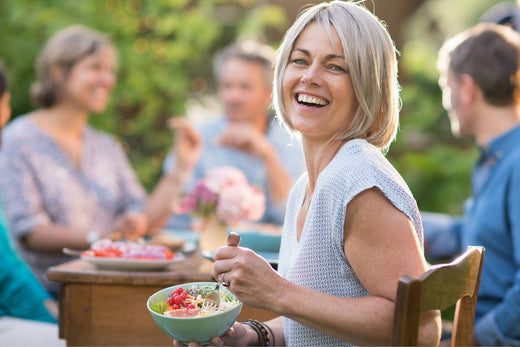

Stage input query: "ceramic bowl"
[{"left": 147, "top": 282, "right": 242, "bottom": 344}]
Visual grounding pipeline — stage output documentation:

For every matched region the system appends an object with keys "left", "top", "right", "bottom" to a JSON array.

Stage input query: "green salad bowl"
[{"left": 147, "top": 282, "right": 242, "bottom": 344}]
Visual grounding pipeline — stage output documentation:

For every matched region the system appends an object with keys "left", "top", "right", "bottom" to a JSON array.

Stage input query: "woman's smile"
[{"left": 295, "top": 93, "right": 330, "bottom": 107}]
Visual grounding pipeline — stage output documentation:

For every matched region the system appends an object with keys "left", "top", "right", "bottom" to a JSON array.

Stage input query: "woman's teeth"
[{"left": 297, "top": 94, "right": 329, "bottom": 107}]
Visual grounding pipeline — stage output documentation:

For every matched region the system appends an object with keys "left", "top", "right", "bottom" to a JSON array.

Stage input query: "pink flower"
[
  {"left": 179, "top": 166, "right": 266, "bottom": 225},
  {"left": 204, "top": 167, "right": 248, "bottom": 192},
  {"left": 193, "top": 179, "right": 218, "bottom": 204},
  {"left": 216, "top": 185, "right": 266, "bottom": 225}
]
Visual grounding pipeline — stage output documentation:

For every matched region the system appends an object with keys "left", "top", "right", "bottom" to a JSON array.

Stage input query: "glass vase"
[{"left": 197, "top": 216, "right": 228, "bottom": 253}]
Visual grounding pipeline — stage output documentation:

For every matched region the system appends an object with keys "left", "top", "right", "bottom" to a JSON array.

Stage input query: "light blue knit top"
[{"left": 278, "top": 139, "right": 423, "bottom": 346}]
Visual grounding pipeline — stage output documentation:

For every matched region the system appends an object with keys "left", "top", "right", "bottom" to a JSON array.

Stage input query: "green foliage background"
[
  {"left": 0, "top": 0, "right": 509, "bottom": 215},
  {"left": 0, "top": 0, "right": 287, "bottom": 191}
]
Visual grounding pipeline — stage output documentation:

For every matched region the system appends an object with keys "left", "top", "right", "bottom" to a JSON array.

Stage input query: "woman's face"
[
  {"left": 60, "top": 45, "right": 117, "bottom": 114},
  {"left": 282, "top": 22, "right": 356, "bottom": 141}
]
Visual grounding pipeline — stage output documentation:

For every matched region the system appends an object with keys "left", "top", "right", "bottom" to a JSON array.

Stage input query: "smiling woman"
[
  {"left": 0, "top": 25, "right": 193, "bottom": 298},
  {"left": 0, "top": 25, "right": 148, "bottom": 297},
  {"left": 207, "top": 1, "right": 441, "bottom": 346}
]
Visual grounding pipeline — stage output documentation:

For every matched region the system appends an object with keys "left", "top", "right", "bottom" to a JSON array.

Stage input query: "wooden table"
[{"left": 47, "top": 252, "right": 277, "bottom": 346}]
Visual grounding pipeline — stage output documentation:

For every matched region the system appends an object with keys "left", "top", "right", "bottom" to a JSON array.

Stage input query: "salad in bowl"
[{"left": 147, "top": 282, "right": 242, "bottom": 344}]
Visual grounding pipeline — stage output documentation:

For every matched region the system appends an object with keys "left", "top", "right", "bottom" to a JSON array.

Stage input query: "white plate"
[{"left": 82, "top": 252, "right": 185, "bottom": 271}]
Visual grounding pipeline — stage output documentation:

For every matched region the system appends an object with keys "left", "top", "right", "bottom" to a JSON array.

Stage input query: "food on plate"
[
  {"left": 149, "top": 284, "right": 240, "bottom": 318},
  {"left": 82, "top": 239, "right": 175, "bottom": 260}
]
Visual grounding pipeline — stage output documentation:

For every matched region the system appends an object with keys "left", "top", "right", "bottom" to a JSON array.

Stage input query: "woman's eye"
[
  {"left": 329, "top": 65, "right": 346, "bottom": 72},
  {"left": 290, "top": 58, "right": 307, "bottom": 66}
]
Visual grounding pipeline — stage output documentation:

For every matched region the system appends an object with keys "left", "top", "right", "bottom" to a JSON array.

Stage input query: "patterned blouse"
[
  {"left": 0, "top": 116, "right": 146, "bottom": 295},
  {"left": 278, "top": 139, "right": 423, "bottom": 346}
]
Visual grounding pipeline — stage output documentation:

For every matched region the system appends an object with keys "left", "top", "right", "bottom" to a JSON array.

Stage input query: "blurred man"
[
  {"left": 423, "top": 23, "right": 520, "bottom": 345},
  {"left": 164, "top": 41, "right": 305, "bottom": 228}
]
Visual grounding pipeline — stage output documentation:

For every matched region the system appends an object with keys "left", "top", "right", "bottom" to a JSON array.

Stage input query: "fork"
[
  {"left": 206, "top": 232, "right": 242, "bottom": 306},
  {"left": 205, "top": 283, "right": 221, "bottom": 307}
]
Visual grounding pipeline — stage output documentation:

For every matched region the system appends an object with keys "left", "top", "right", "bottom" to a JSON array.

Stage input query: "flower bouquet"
[{"left": 180, "top": 167, "right": 266, "bottom": 252}]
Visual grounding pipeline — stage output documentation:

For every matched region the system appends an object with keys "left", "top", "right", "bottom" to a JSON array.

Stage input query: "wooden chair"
[{"left": 392, "top": 246, "right": 485, "bottom": 346}]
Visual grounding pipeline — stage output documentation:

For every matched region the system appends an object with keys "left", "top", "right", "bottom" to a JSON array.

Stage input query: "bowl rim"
[{"left": 147, "top": 281, "right": 242, "bottom": 320}]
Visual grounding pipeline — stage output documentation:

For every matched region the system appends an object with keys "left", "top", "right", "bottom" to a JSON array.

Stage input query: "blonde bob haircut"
[
  {"left": 273, "top": 0, "right": 400, "bottom": 150},
  {"left": 31, "top": 25, "right": 114, "bottom": 108}
]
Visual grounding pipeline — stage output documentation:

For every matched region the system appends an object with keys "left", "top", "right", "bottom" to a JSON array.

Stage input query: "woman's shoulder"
[
  {"left": 3, "top": 115, "right": 32, "bottom": 135},
  {"left": 328, "top": 139, "right": 389, "bottom": 174},
  {"left": 319, "top": 139, "right": 410, "bottom": 194},
  {"left": 1, "top": 116, "right": 38, "bottom": 149}
]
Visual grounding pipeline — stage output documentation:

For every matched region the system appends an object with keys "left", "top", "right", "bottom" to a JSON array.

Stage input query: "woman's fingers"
[{"left": 227, "top": 232, "right": 241, "bottom": 247}]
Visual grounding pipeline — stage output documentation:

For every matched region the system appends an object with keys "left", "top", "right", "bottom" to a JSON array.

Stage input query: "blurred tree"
[
  {"left": 392, "top": 0, "right": 506, "bottom": 214},
  {"left": 271, "top": 0, "right": 427, "bottom": 51},
  {"left": 0, "top": 0, "right": 287, "bottom": 190},
  {"left": 0, "top": 0, "right": 510, "bottom": 216}
]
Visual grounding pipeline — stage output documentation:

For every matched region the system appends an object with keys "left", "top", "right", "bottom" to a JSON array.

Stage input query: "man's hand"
[
  {"left": 168, "top": 117, "right": 202, "bottom": 177},
  {"left": 218, "top": 122, "right": 272, "bottom": 160}
]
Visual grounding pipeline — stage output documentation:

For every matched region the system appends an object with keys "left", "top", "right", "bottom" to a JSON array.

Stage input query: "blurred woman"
[
  {"left": 0, "top": 25, "right": 192, "bottom": 297},
  {"left": 207, "top": 1, "right": 441, "bottom": 346}
]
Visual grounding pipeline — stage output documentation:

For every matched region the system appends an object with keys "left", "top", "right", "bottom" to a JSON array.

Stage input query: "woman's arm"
[
  {"left": 213, "top": 187, "right": 440, "bottom": 345},
  {"left": 26, "top": 223, "right": 93, "bottom": 251},
  {"left": 145, "top": 118, "right": 202, "bottom": 230}
]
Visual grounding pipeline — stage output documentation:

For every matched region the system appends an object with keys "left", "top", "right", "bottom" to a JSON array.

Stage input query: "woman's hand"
[
  {"left": 212, "top": 244, "right": 286, "bottom": 311},
  {"left": 114, "top": 211, "right": 148, "bottom": 240},
  {"left": 172, "top": 322, "right": 253, "bottom": 347}
]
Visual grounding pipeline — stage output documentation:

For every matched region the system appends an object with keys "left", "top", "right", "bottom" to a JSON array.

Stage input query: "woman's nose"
[{"left": 300, "top": 65, "right": 321, "bottom": 86}]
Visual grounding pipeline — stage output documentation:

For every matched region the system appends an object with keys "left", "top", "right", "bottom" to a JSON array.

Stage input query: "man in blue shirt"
[
  {"left": 164, "top": 41, "right": 305, "bottom": 228},
  {"left": 423, "top": 23, "right": 520, "bottom": 345}
]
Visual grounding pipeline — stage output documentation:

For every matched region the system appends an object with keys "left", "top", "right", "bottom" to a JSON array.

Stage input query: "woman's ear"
[{"left": 50, "top": 65, "right": 66, "bottom": 84}]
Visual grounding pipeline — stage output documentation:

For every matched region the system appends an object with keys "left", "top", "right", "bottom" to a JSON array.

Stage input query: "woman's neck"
[
  {"left": 302, "top": 137, "right": 344, "bottom": 193},
  {"left": 31, "top": 103, "right": 88, "bottom": 138}
]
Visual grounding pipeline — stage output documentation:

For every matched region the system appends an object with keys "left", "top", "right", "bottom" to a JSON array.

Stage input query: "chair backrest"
[{"left": 392, "top": 246, "right": 485, "bottom": 346}]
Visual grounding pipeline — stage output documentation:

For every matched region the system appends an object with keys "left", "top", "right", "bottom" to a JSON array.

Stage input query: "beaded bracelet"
[
  {"left": 264, "top": 321, "right": 275, "bottom": 347},
  {"left": 242, "top": 319, "right": 271, "bottom": 346}
]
